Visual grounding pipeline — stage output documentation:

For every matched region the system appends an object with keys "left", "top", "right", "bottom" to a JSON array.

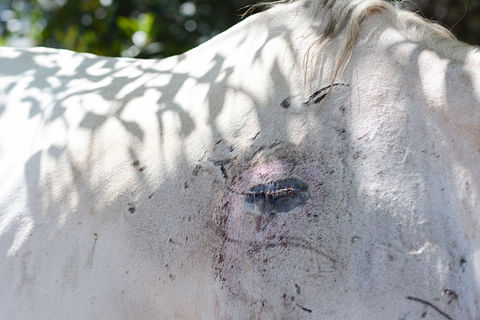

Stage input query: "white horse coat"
[{"left": 0, "top": 0, "right": 479, "bottom": 319}]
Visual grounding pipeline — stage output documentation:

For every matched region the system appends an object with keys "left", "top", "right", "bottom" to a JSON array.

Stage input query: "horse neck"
[
  {"left": 354, "top": 16, "right": 480, "bottom": 154},
  {"left": 418, "top": 50, "right": 480, "bottom": 155}
]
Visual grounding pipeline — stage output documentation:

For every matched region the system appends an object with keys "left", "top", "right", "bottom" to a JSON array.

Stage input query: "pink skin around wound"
[
  {"left": 224, "top": 160, "right": 294, "bottom": 240},
  {"left": 217, "top": 158, "right": 332, "bottom": 300},
  {"left": 218, "top": 160, "right": 295, "bottom": 299},
  {"left": 222, "top": 158, "right": 327, "bottom": 244}
]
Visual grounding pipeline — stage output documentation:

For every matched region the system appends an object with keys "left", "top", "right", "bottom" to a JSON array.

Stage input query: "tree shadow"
[
  {"left": 0, "top": 7, "right": 304, "bottom": 314},
  {"left": 1, "top": 2, "right": 479, "bottom": 318}
]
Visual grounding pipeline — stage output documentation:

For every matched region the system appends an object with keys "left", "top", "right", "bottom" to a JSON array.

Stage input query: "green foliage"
[
  {"left": 0, "top": 0, "right": 253, "bottom": 57},
  {"left": 403, "top": 0, "right": 480, "bottom": 46},
  {"left": 0, "top": 0, "right": 478, "bottom": 58}
]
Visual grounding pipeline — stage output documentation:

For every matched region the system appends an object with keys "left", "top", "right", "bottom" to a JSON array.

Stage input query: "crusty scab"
[
  {"left": 243, "top": 178, "right": 309, "bottom": 215},
  {"left": 245, "top": 182, "right": 295, "bottom": 201}
]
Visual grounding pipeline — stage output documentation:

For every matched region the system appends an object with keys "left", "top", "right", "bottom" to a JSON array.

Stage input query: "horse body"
[{"left": 0, "top": 0, "right": 479, "bottom": 319}]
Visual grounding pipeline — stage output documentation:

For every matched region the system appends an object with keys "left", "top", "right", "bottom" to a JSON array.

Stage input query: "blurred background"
[{"left": 0, "top": 0, "right": 478, "bottom": 58}]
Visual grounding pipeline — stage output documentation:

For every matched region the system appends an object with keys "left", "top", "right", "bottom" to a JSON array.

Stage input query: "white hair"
[{"left": 257, "top": 0, "right": 479, "bottom": 82}]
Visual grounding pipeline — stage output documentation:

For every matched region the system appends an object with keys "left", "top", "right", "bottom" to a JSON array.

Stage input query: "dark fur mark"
[
  {"left": 211, "top": 159, "right": 231, "bottom": 180},
  {"left": 192, "top": 165, "right": 201, "bottom": 176},
  {"left": 460, "top": 256, "right": 467, "bottom": 272},
  {"left": 407, "top": 296, "right": 454, "bottom": 320},
  {"left": 213, "top": 159, "right": 232, "bottom": 167},
  {"left": 295, "top": 283, "right": 301, "bottom": 295},
  {"left": 220, "top": 165, "right": 228, "bottom": 180},
  {"left": 443, "top": 289, "right": 458, "bottom": 304},
  {"left": 313, "top": 93, "right": 328, "bottom": 104},
  {"left": 296, "top": 303, "right": 312, "bottom": 313},
  {"left": 132, "top": 160, "right": 146, "bottom": 172},
  {"left": 281, "top": 97, "right": 291, "bottom": 109},
  {"left": 304, "top": 83, "right": 350, "bottom": 106},
  {"left": 244, "top": 142, "right": 281, "bottom": 163}
]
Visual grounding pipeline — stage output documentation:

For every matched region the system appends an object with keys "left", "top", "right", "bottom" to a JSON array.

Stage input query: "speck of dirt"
[
  {"left": 281, "top": 97, "right": 291, "bottom": 109},
  {"left": 295, "top": 283, "right": 301, "bottom": 295}
]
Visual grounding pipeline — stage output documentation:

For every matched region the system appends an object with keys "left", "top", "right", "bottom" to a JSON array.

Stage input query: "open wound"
[{"left": 243, "top": 178, "right": 309, "bottom": 216}]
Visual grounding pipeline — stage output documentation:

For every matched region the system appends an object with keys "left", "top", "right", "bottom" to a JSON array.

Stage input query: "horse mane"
[{"left": 253, "top": 0, "right": 479, "bottom": 82}]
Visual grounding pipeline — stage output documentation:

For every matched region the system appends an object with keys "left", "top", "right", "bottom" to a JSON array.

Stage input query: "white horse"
[{"left": 1, "top": 0, "right": 479, "bottom": 318}]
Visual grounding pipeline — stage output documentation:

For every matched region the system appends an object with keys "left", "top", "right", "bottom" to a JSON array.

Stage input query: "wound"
[{"left": 243, "top": 178, "right": 309, "bottom": 215}]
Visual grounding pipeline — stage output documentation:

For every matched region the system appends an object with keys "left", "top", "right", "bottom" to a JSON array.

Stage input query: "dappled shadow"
[
  {"left": 0, "top": 5, "right": 308, "bottom": 316},
  {"left": 24, "top": 151, "right": 43, "bottom": 216},
  {"left": 347, "top": 23, "right": 480, "bottom": 317},
  {"left": 0, "top": 2, "right": 479, "bottom": 318}
]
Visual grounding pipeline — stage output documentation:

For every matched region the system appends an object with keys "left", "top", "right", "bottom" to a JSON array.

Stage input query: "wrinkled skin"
[{"left": 0, "top": 1, "right": 479, "bottom": 319}]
